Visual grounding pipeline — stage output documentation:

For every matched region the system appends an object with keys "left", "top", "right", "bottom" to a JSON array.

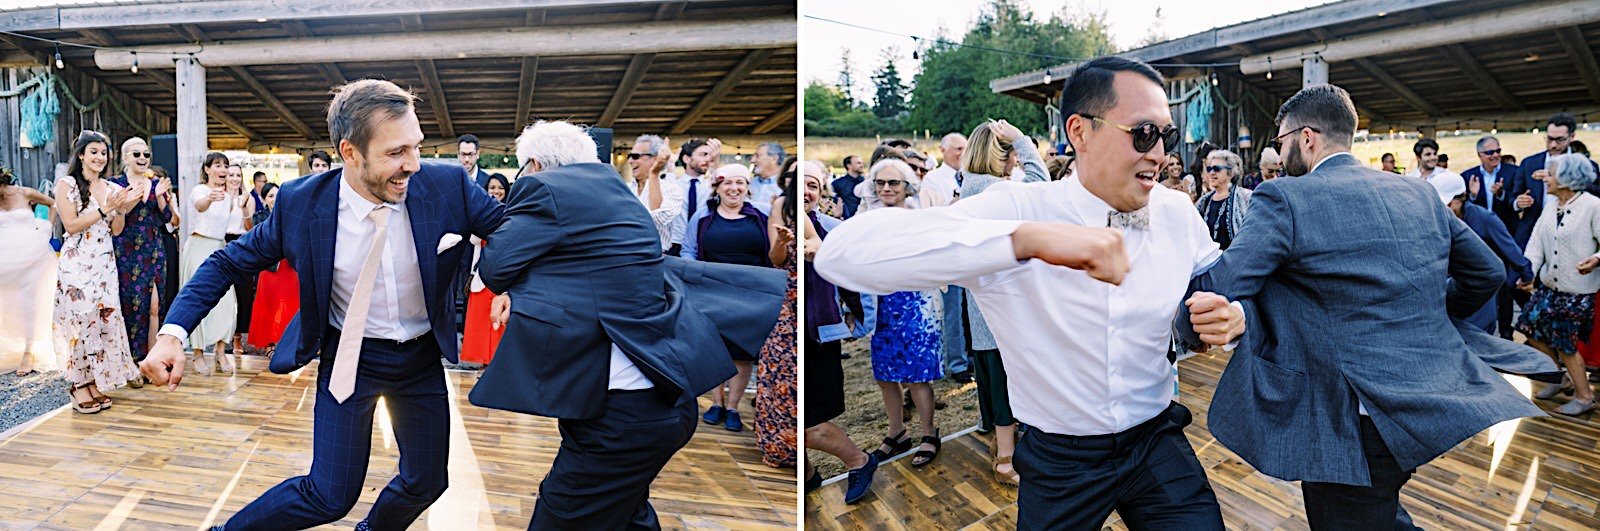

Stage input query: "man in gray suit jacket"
[
  {"left": 1180, "top": 85, "right": 1552, "bottom": 529},
  {"left": 474, "top": 120, "right": 787, "bottom": 529}
]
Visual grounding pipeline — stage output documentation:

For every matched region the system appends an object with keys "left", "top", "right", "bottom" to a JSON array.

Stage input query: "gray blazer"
[{"left": 1178, "top": 153, "right": 1553, "bottom": 486}]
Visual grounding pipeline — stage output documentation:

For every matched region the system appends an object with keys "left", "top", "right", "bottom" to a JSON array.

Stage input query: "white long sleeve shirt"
[{"left": 815, "top": 177, "right": 1222, "bottom": 435}]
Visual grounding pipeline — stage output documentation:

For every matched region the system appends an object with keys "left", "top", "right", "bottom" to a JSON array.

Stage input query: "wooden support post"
[{"left": 175, "top": 57, "right": 207, "bottom": 247}]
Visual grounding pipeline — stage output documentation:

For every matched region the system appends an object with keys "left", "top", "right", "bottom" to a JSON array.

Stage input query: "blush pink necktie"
[{"left": 328, "top": 207, "right": 392, "bottom": 403}]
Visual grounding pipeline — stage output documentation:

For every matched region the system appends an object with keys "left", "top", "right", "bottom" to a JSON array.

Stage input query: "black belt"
[
  {"left": 1032, "top": 402, "right": 1191, "bottom": 451},
  {"left": 330, "top": 328, "right": 432, "bottom": 348}
]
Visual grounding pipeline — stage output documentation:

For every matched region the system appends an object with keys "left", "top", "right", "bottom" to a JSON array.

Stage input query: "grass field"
[{"left": 804, "top": 131, "right": 1555, "bottom": 175}]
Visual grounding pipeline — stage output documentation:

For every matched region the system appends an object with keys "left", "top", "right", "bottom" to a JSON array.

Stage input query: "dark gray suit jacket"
[
  {"left": 1180, "top": 153, "right": 1552, "bottom": 486},
  {"left": 472, "top": 162, "right": 787, "bottom": 420}
]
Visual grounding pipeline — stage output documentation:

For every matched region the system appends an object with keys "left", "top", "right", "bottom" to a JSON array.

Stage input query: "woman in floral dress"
[
  {"left": 108, "top": 136, "right": 171, "bottom": 386},
  {"left": 755, "top": 160, "right": 798, "bottom": 468},
  {"left": 53, "top": 130, "right": 141, "bottom": 414}
]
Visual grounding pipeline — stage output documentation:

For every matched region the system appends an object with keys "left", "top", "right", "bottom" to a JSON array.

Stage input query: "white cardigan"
[{"left": 1525, "top": 192, "right": 1600, "bottom": 294}]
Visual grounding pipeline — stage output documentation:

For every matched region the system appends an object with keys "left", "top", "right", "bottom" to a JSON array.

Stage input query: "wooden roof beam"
[
  {"left": 280, "top": 20, "right": 348, "bottom": 89},
  {"left": 1439, "top": 44, "right": 1524, "bottom": 111},
  {"left": 96, "top": 17, "right": 796, "bottom": 69},
  {"left": 176, "top": 25, "right": 320, "bottom": 140},
  {"left": 1241, "top": 0, "right": 1600, "bottom": 75},
  {"left": 1350, "top": 58, "right": 1442, "bottom": 117},
  {"left": 595, "top": 3, "right": 682, "bottom": 129},
  {"left": 1, "top": 0, "right": 728, "bottom": 32},
  {"left": 78, "top": 29, "right": 261, "bottom": 141},
  {"left": 1556, "top": 26, "right": 1600, "bottom": 104},
  {"left": 513, "top": 9, "right": 547, "bottom": 135},
  {"left": 401, "top": 15, "right": 453, "bottom": 139},
  {"left": 748, "top": 99, "right": 795, "bottom": 134},
  {"left": 670, "top": 48, "right": 775, "bottom": 134}
]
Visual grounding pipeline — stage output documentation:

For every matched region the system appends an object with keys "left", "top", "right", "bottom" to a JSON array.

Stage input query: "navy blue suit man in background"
[
  {"left": 472, "top": 120, "right": 787, "bottom": 529},
  {"left": 458, "top": 133, "right": 494, "bottom": 190},
  {"left": 1459, "top": 135, "right": 1521, "bottom": 337},
  {"left": 1179, "top": 84, "right": 1552, "bottom": 529},
  {"left": 830, "top": 155, "right": 865, "bottom": 218},
  {"left": 143, "top": 80, "right": 506, "bottom": 530}
]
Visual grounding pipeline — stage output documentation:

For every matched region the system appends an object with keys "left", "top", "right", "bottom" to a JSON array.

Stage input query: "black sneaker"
[{"left": 952, "top": 370, "right": 974, "bottom": 384}]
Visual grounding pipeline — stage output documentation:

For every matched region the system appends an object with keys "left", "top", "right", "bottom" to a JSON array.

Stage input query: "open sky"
[{"left": 804, "top": 0, "right": 1336, "bottom": 101}]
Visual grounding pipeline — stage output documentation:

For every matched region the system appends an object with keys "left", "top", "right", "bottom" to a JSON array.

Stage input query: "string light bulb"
[
  {"left": 130, "top": 52, "right": 138, "bottom": 74},
  {"left": 52, "top": 45, "right": 63, "bottom": 69},
  {"left": 1265, "top": 70, "right": 1273, "bottom": 80}
]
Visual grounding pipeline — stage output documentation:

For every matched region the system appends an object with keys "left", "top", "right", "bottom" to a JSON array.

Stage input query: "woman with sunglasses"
[
  {"left": 109, "top": 136, "right": 173, "bottom": 387},
  {"left": 953, "top": 120, "right": 1047, "bottom": 485},
  {"left": 1195, "top": 149, "right": 1252, "bottom": 250},
  {"left": 863, "top": 157, "right": 946, "bottom": 468},
  {"left": 685, "top": 163, "right": 771, "bottom": 433}
]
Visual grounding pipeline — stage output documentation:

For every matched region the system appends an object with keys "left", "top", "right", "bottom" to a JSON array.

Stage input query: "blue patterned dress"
[
  {"left": 870, "top": 290, "right": 943, "bottom": 383},
  {"left": 108, "top": 173, "right": 169, "bottom": 361}
]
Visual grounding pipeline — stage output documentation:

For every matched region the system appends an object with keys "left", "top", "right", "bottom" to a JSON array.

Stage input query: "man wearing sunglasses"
[
  {"left": 818, "top": 56, "right": 1241, "bottom": 530},
  {"left": 1178, "top": 84, "right": 1552, "bottom": 529},
  {"left": 1461, "top": 135, "right": 1522, "bottom": 338}
]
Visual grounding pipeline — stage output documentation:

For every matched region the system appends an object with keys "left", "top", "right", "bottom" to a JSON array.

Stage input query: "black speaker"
[
  {"left": 587, "top": 127, "right": 613, "bottom": 162},
  {"left": 150, "top": 134, "right": 179, "bottom": 181}
]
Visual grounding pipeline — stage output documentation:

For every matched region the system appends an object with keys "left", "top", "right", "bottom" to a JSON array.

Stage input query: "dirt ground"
[{"left": 805, "top": 337, "right": 982, "bottom": 478}]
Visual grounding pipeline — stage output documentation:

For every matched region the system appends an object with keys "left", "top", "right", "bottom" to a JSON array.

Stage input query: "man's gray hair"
[
  {"left": 1549, "top": 153, "right": 1598, "bottom": 191},
  {"left": 516, "top": 120, "right": 600, "bottom": 170},
  {"left": 1206, "top": 149, "right": 1244, "bottom": 179},
  {"left": 758, "top": 142, "right": 786, "bottom": 161},
  {"left": 635, "top": 134, "right": 665, "bottom": 156},
  {"left": 868, "top": 158, "right": 919, "bottom": 198},
  {"left": 941, "top": 132, "right": 967, "bottom": 149},
  {"left": 1476, "top": 135, "right": 1500, "bottom": 152}
]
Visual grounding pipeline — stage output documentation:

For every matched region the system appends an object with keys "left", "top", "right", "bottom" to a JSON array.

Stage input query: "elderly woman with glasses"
[
  {"left": 862, "top": 157, "right": 946, "bottom": 468},
  {"left": 1195, "top": 149, "right": 1252, "bottom": 250},
  {"left": 1517, "top": 153, "right": 1600, "bottom": 415},
  {"left": 108, "top": 136, "right": 174, "bottom": 386}
]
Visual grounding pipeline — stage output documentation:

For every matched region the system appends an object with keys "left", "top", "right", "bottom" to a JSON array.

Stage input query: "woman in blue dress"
[
  {"left": 865, "top": 157, "right": 944, "bottom": 467},
  {"left": 108, "top": 136, "right": 172, "bottom": 387}
]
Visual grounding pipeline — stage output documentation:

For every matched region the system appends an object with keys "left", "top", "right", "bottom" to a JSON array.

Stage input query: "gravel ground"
[
  {"left": 0, "top": 369, "right": 69, "bottom": 434},
  {"left": 806, "top": 338, "right": 982, "bottom": 478}
]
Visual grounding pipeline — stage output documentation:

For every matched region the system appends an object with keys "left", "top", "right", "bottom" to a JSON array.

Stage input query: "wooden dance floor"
[
  {"left": 806, "top": 349, "right": 1600, "bottom": 530},
  {"left": 0, "top": 357, "right": 795, "bottom": 530}
]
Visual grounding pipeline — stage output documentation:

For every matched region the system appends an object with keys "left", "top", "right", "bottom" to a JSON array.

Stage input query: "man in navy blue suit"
[
  {"left": 1459, "top": 135, "right": 1521, "bottom": 337},
  {"left": 470, "top": 120, "right": 787, "bottom": 529},
  {"left": 142, "top": 79, "right": 505, "bottom": 530}
]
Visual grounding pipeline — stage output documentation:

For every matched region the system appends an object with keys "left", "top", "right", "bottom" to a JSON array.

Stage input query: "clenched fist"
[{"left": 1011, "top": 222, "right": 1129, "bottom": 285}]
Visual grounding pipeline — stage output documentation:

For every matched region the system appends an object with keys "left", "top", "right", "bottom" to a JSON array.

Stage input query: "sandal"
[
  {"left": 871, "top": 429, "right": 913, "bottom": 460},
  {"left": 911, "top": 431, "right": 942, "bottom": 467},
  {"left": 805, "top": 470, "right": 823, "bottom": 493},
  {"left": 86, "top": 385, "right": 112, "bottom": 408},
  {"left": 67, "top": 384, "right": 102, "bottom": 414},
  {"left": 994, "top": 455, "right": 1020, "bottom": 486},
  {"left": 1535, "top": 377, "right": 1576, "bottom": 400},
  {"left": 1555, "top": 397, "right": 1596, "bottom": 416}
]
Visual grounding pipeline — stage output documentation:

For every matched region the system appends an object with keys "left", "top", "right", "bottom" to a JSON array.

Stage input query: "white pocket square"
[{"left": 437, "top": 233, "right": 463, "bottom": 254}]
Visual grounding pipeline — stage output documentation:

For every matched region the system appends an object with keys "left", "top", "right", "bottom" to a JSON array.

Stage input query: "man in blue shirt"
[
  {"left": 830, "top": 155, "right": 865, "bottom": 218},
  {"left": 749, "top": 142, "right": 785, "bottom": 207}
]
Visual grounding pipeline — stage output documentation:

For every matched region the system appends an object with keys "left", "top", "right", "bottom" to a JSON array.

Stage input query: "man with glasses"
[
  {"left": 1182, "top": 83, "right": 1550, "bottom": 529},
  {"left": 1506, "top": 113, "right": 1599, "bottom": 249},
  {"left": 458, "top": 133, "right": 493, "bottom": 190},
  {"left": 818, "top": 56, "right": 1240, "bottom": 529}
]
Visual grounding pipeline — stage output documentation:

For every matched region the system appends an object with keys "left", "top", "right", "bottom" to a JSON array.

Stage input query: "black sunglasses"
[
  {"left": 1079, "top": 114, "right": 1179, "bottom": 153},
  {"left": 627, "top": 153, "right": 647, "bottom": 160},
  {"left": 1204, "top": 165, "right": 1233, "bottom": 173},
  {"left": 1479, "top": 148, "right": 1502, "bottom": 156},
  {"left": 130, "top": 151, "right": 151, "bottom": 158},
  {"left": 874, "top": 179, "right": 905, "bottom": 187},
  {"left": 1270, "top": 125, "right": 1321, "bottom": 151}
]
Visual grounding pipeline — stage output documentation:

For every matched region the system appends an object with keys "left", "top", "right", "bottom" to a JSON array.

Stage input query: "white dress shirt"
[
  {"left": 188, "top": 185, "right": 230, "bottom": 239},
  {"left": 921, "top": 163, "right": 961, "bottom": 208},
  {"left": 632, "top": 174, "right": 686, "bottom": 251},
  {"left": 665, "top": 171, "right": 707, "bottom": 246},
  {"left": 815, "top": 177, "right": 1222, "bottom": 436},
  {"left": 161, "top": 176, "right": 431, "bottom": 346}
]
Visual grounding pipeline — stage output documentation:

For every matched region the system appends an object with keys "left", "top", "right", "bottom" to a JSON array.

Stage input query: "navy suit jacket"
[
  {"left": 1459, "top": 162, "right": 1518, "bottom": 227},
  {"left": 471, "top": 162, "right": 787, "bottom": 420},
  {"left": 1460, "top": 202, "right": 1532, "bottom": 332},
  {"left": 472, "top": 168, "right": 493, "bottom": 190},
  {"left": 1507, "top": 153, "right": 1551, "bottom": 249},
  {"left": 164, "top": 161, "right": 505, "bottom": 373},
  {"left": 1177, "top": 154, "right": 1552, "bottom": 486}
]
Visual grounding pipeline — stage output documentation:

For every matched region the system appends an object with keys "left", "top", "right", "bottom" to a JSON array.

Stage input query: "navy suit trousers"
[
  {"left": 1014, "top": 403, "right": 1223, "bottom": 531},
  {"left": 530, "top": 389, "right": 696, "bottom": 530},
  {"left": 225, "top": 330, "right": 450, "bottom": 531},
  {"left": 1302, "top": 417, "right": 1417, "bottom": 531}
]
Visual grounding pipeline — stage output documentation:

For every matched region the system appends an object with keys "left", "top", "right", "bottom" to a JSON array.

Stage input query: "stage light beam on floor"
[{"left": 1486, "top": 374, "right": 1533, "bottom": 483}]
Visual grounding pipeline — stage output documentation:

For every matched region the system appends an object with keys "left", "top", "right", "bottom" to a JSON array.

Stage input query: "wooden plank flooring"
[
  {"left": 0, "top": 357, "right": 795, "bottom": 530},
  {"left": 805, "top": 349, "right": 1600, "bottom": 530}
]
